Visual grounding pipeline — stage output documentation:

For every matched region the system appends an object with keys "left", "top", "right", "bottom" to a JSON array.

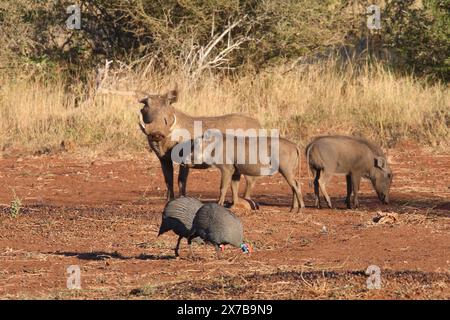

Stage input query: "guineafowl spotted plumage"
[
  {"left": 188, "top": 203, "right": 251, "bottom": 259},
  {"left": 158, "top": 197, "right": 204, "bottom": 257}
]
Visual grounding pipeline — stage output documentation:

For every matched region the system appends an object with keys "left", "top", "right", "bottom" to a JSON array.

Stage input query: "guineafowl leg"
[
  {"left": 187, "top": 237, "right": 195, "bottom": 259},
  {"left": 214, "top": 244, "right": 221, "bottom": 260},
  {"left": 174, "top": 235, "right": 183, "bottom": 257}
]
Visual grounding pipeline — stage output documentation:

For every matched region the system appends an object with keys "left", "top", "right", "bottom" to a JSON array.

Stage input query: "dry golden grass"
[{"left": 0, "top": 61, "right": 448, "bottom": 154}]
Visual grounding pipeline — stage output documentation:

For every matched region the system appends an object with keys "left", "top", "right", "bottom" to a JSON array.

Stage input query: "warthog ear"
[
  {"left": 375, "top": 156, "right": 387, "bottom": 170},
  {"left": 166, "top": 85, "right": 178, "bottom": 105}
]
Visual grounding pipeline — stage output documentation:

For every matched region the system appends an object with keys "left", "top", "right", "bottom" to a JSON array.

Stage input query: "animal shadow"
[{"left": 49, "top": 251, "right": 175, "bottom": 261}]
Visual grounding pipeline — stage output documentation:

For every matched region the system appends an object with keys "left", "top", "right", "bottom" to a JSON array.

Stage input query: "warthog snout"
[
  {"left": 138, "top": 121, "right": 165, "bottom": 141},
  {"left": 380, "top": 193, "right": 389, "bottom": 204},
  {"left": 149, "top": 131, "right": 166, "bottom": 141}
]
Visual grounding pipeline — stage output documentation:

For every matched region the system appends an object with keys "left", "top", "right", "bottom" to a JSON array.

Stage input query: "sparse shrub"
[
  {"left": 9, "top": 193, "right": 22, "bottom": 218},
  {"left": 130, "top": 284, "right": 156, "bottom": 297}
]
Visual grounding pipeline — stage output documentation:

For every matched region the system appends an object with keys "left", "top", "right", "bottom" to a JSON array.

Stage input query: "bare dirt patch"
[{"left": 0, "top": 143, "right": 449, "bottom": 299}]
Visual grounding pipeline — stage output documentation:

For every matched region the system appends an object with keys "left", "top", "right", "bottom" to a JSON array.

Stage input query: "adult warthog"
[
  {"left": 305, "top": 135, "right": 393, "bottom": 209},
  {"left": 138, "top": 87, "right": 262, "bottom": 201}
]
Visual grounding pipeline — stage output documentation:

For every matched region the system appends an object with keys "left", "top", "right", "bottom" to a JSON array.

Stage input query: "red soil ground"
[{"left": 0, "top": 141, "right": 448, "bottom": 299}]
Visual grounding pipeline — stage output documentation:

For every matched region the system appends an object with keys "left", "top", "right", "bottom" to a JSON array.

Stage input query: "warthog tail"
[
  {"left": 305, "top": 143, "right": 313, "bottom": 188},
  {"left": 296, "top": 146, "right": 302, "bottom": 188}
]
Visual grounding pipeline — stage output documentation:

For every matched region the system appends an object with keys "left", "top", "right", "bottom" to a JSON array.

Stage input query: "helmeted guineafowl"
[
  {"left": 158, "top": 197, "right": 204, "bottom": 257},
  {"left": 188, "top": 203, "right": 252, "bottom": 259}
]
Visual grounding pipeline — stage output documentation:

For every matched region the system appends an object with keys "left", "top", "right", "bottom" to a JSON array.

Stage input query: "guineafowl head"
[
  {"left": 219, "top": 243, "right": 252, "bottom": 254},
  {"left": 240, "top": 243, "right": 253, "bottom": 254}
]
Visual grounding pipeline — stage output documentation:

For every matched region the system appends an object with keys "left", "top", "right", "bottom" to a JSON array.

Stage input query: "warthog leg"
[
  {"left": 313, "top": 169, "right": 321, "bottom": 208},
  {"left": 178, "top": 165, "right": 189, "bottom": 197},
  {"left": 318, "top": 172, "right": 333, "bottom": 208},
  {"left": 293, "top": 180, "right": 306, "bottom": 209},
  {"left": 218, "top": 167, "right": 233, "bottom": 206},
  {"left": 351, "top": 173, "right": 361, "bottom": 208},
  {"left": 314, "top": 170, "right": 332, "bottom": 209},
  {"left": 243, "top": 176, "right": 257, "bottom": 200},
  {"left": 159, "top": 156, "right": 175, "bottom": 201},
  {"left": 345, "top": 174, "right": 353, "bottom": 209},
  {"left": 231, "top": 171, "right": 241, "bottom": 206},
  {"left": 147, "top": 139, "right": 174, "bottom": 200},
  {"left": 280, "top": 170, "right": 305, "bottom": 213}
]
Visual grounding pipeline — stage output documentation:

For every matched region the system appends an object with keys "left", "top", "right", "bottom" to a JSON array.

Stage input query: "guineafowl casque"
[
  {"left": 158, "top": 197, "right": 204, "bottom": 257},
  {"left": 188, "top": 203, "right": 252, "bottom": 259}
]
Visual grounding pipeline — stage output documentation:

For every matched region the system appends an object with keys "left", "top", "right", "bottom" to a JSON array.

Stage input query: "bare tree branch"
[
  {"left": 183, "top": 15, "right": 252, "bottom": 80},
  {"left": 95, "top": 59, "right": 152, "bottom": 99}
]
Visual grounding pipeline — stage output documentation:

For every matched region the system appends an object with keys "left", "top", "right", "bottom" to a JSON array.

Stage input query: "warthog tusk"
[
  {"left": 139, "top": 123, "right": 146, "bottom": 134},
  {"left": 169, "top": 114, "right": 177, "bottom": 131},
  {"left": 138, "top": 117, "right": 147, "bottom": 135}
]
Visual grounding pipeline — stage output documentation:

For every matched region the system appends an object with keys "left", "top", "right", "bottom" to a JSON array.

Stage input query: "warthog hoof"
[
  {"left": 290, "top": 207, "right": 303, "bottom": 213},
  {"left": 230, "top": 198, "right": 259, "bottom": 210}
]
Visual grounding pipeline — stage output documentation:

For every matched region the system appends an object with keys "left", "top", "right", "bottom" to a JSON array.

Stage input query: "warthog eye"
[{"left": 164, "top": 117, "right": 168, "bottom": 125}]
